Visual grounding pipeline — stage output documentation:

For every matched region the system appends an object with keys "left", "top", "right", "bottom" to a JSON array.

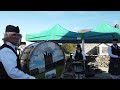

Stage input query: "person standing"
[
  {"left": 18, "top": 42, "right": 27, "bottom": 69},
  {"left": 72, "top": 44, "right": 86, "bottom": 77},
  {"left": 108, "top": 38, "right": 120, "bottom": 79},
  {"left": 0, "top": 25, "right": 35, "bottom": 79},
  {"left": 19, "top": 42, "right": 26, "bottom": 52},
  {"left": 17, "top": 42, "right": 26, "bottom": 59},
  {"left": 72, "top": 44, "right": 86, "bottom": 61}
]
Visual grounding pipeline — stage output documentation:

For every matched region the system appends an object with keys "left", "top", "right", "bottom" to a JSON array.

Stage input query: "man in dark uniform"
[
  {"left": 72, "top": 44, "right": 86, "bottom": 61},
  {"left": 72, "top": 44, "right": 86, "bottom": 79},
  {"left": 108, "top": 38, "right": 120, "bottom": 79},
  {"left": 0, "top": 25, "right": 35, "bottom": 79}
]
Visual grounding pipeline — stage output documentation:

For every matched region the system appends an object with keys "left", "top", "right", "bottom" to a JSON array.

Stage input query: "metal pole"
[
  {"left": 82, "top": 39, "right": 86, "bottom": 71},
  {"left": 82, "top": 39, "right": 85, "bottom": 52}
]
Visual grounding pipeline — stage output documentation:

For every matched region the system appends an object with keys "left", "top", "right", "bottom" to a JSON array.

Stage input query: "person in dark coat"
[
  {"left": 108, "top": 38, "right": 120, "bottom": 79},
  {"left": 72, "top": 44, "right": 86, "bottom": 61},
  {"left": 0, "top": 25, "right": 35, "bottom": 79}
]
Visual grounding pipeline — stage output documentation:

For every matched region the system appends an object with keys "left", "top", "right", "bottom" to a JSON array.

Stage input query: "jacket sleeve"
[
  {"left": 72, "top": 51, "right": 76, "bottom": 60},
  {"left": 108, "top": 46, "right": 118, "bottom": 58},
  {"left": 82, "top": 51, "right": 86, "bottom": 60},
  {"left": 0, "top": 48, "right": 35, "bottom": 79}
]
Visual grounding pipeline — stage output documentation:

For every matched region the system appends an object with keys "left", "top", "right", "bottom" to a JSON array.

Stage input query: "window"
[{"left": 99, "top": 44, "right": 108, "bottom": 55}]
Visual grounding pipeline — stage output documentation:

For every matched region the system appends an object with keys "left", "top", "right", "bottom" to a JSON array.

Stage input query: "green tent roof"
[
  {"left": 26, "top": 23, "right": 120, "bottom": 43},
  {"left": 26, "top": 24, "right": 81, "bottom": 43},
  {"left": 84, "top": 23, "right": 120, "bottom": 43}
]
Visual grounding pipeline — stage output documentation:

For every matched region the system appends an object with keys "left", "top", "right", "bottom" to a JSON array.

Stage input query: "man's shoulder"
[
  {"left": 0, "top": 47, "right": 16, "bottom": 60},
  {"left": 108, "top": 45, "right": 113, "bottom": 48},
  {"left": 73, "top": 50, "right": 76, "bottom": 53},
  {"left": 118, "top": 46, "right": 120, "bottom": 49},
  {"left": 0, "top": 47, "right": 14, "bottom": 53},
  {"left": 81, "top": 51, "right": 85, "bottom": 53},
  {"left": 108, "top": 46, "right": 112, "bottom": 49}
]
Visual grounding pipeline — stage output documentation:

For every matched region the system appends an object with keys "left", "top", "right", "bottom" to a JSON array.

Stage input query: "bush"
[{"left": 61, "top": 43, "right": 76, "bottom": 54}]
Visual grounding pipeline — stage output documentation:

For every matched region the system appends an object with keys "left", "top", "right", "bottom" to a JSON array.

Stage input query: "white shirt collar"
[
  {"left": 5, "top": 42, "right": 17, "bottom": 51},
  {"left": 76, "top": 50, "right": 80, "bottom": 53},
  {"left": 19, "top": 46, "right": 23, "bottom": 51}
]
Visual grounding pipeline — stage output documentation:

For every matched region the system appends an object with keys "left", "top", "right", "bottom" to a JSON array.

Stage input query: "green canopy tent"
[
  {"left": 75, "top": 22, "right": 120, "bottom": 51},
  {"left": 26, "top": 24, "right": 81, "bottom": 43},
  {"left": 84, "top": 23, "right": 120, "bottom": 43},
  {"left": 79, "top": 23, "right": 120, "bottom": 52},
  {"left": 26, "top": 23, "right": 120, "bottom": 52}
]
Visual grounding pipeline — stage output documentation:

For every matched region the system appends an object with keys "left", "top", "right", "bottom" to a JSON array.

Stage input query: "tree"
[{"left": 61, "top": 43, "right": 76, "bottom": 54}]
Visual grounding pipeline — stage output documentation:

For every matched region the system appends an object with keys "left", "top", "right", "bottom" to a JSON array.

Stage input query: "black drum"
[{"left": 20, "top": 41, "right": 65, "bottom": 79}]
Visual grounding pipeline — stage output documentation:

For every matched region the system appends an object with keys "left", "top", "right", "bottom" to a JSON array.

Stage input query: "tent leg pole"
[{"left": 82, "top": 39, "right": 85, "bottom": 52}]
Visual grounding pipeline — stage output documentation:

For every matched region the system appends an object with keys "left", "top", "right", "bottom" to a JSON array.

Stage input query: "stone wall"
[
  {"left": 85, "top": 43, "right": 120, "bottom": 68},
  {"left": 84, "top": 43, "right": 120, "bottom": 55},
  {"left": 86, "top": 55, "right": 110, "bottom": 68},
  {"left": 95, "top": 55, "right": 110, "bottom": 68}
]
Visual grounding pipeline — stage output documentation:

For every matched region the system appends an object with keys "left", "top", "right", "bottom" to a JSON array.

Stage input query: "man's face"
[
  {"left": 21, "top": 44, "right": 26, "bottom": 49},
  {"left": 7, "top": 32, "right": 22, "bottom": 46},
  {"left": 113, "top": 41, "right": 118, "bottom": 46},
  {"left": 77, "top": 47, "right": 80, "bottom": 50}
]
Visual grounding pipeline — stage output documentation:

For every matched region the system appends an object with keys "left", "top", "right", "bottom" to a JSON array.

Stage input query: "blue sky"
[{"left": 0, "top": 11, "right": 120, "bottom": 45}]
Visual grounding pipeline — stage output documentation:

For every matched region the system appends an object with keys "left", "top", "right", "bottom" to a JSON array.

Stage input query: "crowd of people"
[{"left": 0, "top": 24, "right": 120, "bottom": 79}]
